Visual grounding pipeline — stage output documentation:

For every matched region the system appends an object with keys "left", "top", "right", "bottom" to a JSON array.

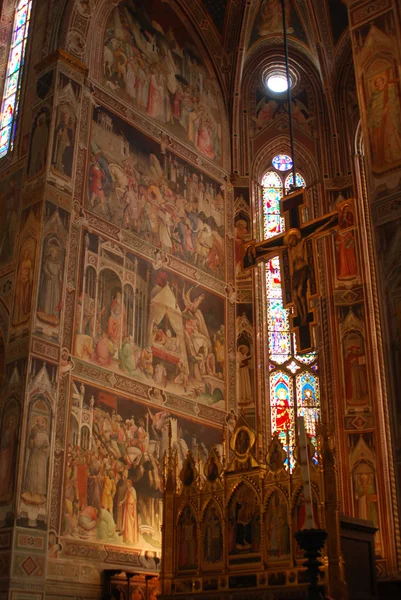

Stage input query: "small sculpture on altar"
[
  {"left": 180, "top": 453, "right": 197, "bottom": 487},
  {"left": 267, "top": 434, "right": 287, "bottom": 472},
  {"left": 204, "top": 448, "right": 222, "bottom": 483}
]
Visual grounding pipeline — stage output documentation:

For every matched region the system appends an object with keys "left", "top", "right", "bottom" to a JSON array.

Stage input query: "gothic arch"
[{"left": 54, "top": 0, "right": 231, "bottom": 171}]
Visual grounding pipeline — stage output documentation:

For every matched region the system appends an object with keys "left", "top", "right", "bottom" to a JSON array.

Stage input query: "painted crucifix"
[{"left": 243, "top": 188, "right": 342, "bottom": 352}]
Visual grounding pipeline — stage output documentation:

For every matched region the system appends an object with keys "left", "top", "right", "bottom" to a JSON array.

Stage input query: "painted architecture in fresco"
[
  {"left": 102, "top": 0, "right": 223, "bottom": 163},
  {"left": 0, "top": 0, "right": 401, "bottom": 598}
]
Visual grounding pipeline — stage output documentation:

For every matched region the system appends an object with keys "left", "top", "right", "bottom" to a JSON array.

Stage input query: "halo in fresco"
[{"left": 102, "top": 0, "right": 223, "bottom": 163}]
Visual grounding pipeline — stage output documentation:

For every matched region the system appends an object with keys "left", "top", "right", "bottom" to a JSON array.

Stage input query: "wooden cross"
[{"left": 243, "top": 189, "right": 341, "bottom": 352}]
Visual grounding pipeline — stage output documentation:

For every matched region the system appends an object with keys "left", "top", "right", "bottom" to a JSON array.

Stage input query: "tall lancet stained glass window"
[
  {"left": 0, "top": 1, "right": 32, "bottom": 158},
  {"left": 262, "top": 162, "right": 319, "bottom": 469}
]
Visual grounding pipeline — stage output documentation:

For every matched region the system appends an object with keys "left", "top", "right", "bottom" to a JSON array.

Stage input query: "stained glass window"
[
  {"left": 0, "top": 0, "right": 32, "bottom": 159},
  {"left": 262, "top": 160, "right": 320, "bottom": 469},
  {"left": 272, "top": 154, "right": 293, "bottom": 171},
  {"left": 285, "top": 171, "right": 306, "bottom": 190}
]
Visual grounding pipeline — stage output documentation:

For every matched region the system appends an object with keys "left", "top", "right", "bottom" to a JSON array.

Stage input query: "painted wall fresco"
[
  {"left": 355, "top": 12, "right": 401, "bottom": 173},
  {"left": 234, "top": 188, "right": 251, "bottom": 279},
  {"left": 12, "top": 203, "right": 41, "bottom": 331},
  {"left": 102, "top": 0, "right": 222, "bottom": 162},
  {"left": 253, "top": 88, "right": 313, "bottom": 137},
  {"left": 74, "top": 231, "right": 226, "bottom": 409},
  {"left": 88, "top": 106, "right": 225, "bottom": 281},
  {"left": 249, "top": 0, "right": 307, "bottom": 47},
  {"left": 377, "top": 216, "right": 401, "bottom": 441},
  {"left": 49, "top": 75, "right": 80, "bottom": 191},
  {"left": 236, "top": 304, "right": 254, "bottom": 415},
  {"left": 349, "top": 433, "right": 381, "bottom": 554},
  {"left": 0, "top": 399, "right": 20, "bottom": 521},
  {"left": 63, "top": 380, "right": 222, "bottom": 552},
  {"left": 35, "top": 202, "right": 70, "bottom": 341},
  {"left": 0, "top": 169, "right": 22, "bottom": 269},
  {"left": 18, "top": 360, "right": 57, "bottom": 529},
  {"left": 27, "top": 105, "right": 50, "bottom": 179},
  {"left": 339, "top": 306, "right": 370, "bottom": 412},
  {"left": 334, "top": 203, "right": 358, "bottom": 283}
]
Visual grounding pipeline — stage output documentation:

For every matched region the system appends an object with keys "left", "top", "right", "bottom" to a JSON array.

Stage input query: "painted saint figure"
[
  {"left": 120, "top": 479, "right": 138, "bottom": 545},
  {"left": 0, "top": 414, "right": 18, "bottom": 504},
  {"left": 368, "top": 72, "right": 401, "bottom": 167},
  {"left": 335, "top": 204, "right": 357, "bottom": 280},
  {"left": 14, "top": 246, "right": 34, "bottom": 324},
  {"left": 107, "top": 292, "right": 126, "bottom": 347},
  {"left": 37, "top": 246, "right": 63, "bottom": 324},
  {"left": 22, "top": 416, "right": 50, "bottom": 502},
  {"left": 178, "top": 506, "right": 198, "bottom": 569},
  {"left": 53, "top": 111, "right": 74, "bottom": 177},
  {"left": 237, "top": 344, "right": 253, "bottom": 408},
  {"left": 203, "top": 506, "right": 222, "bottom": 564}
]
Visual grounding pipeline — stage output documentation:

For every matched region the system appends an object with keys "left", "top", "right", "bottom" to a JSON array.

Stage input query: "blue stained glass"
[
  {"left": 272, "top": 154, "right": 293, "bottom": 171},
  {"left": 4, "top": 71, "right": 19, "bottom": 97},
  {"left": 285, "top": 171, "right": 306, "bottom": 190},
  {"left": 262, "top": 170, "right": 282, "bottom": 188},
  {"left": 1, "top": 97, "right": 15, "bottom": 127},
  {"left": 0, "top": 0, "right": 32, "bottom": 159},
  {"left": 263, "top": 166, "right": 320, "bottom": 471}
]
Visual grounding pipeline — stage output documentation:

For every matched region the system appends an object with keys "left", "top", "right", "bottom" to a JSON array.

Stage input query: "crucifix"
[{"left": 243, "top": 188, "right": 341, "bottom": 352}]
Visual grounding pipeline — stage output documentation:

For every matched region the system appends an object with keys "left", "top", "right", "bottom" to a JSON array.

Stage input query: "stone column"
[
  {"left": 347, "top": 0, "right": 401, "bottom": 580},
  {"left": 0, "top": 49, "right": 87, "bottom": 600}
]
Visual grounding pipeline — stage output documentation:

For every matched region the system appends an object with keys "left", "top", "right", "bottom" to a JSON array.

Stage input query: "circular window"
[
  {"left": 266, "top": 74, "right": 289, "bottom": 93},
  {"left": 272, "top": 154, "right": 293, "bottom": 171},
  {"left": 262, "top": 63, "right": 298, "bottom": 95}
]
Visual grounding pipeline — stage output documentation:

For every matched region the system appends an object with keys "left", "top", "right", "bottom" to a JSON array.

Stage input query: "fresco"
[
  {"left": 254, "top": 89, "right": 313, "bottom": 136},
  {"left": 339, "top": 306, "right": 369, "bottom": 411},
  {"left": 27, "top": 106, "right": 50, "bottom": 179},
  {"left": 228, "top": 484, "right": 260, "bottom": 558},
  {"left": 35, "top": 202, "right": 70, "bottom": 341},
  {"left": 18, "top": 360, "right": 56, "bottom": 529},
  {"left": 234, "top": 188, "right": 251, "bottom": 278},
  {"left": 74, "top": 232, "right": 225, "bottom": 409},
  {"left": 12, "top": 203, "right": 41, "bottom": 329},
  {"left": 335, "top": 203, "right": 358, "bottom": 281},
  {"left": 102, "top": 0, "right": 222, "bottom": 162},
  {"left": 63, "top": 380, "right": 222, "bottom": 552},
  {"left": 349, "top": 433, "right": 381, "bottom": 554},
  {"left": 355, "top": 13, "right": 401, "bottom": 172},
  {"left": 88, "top": 106, "right": 225, "bottom": 281},
  {"left": 236, "top": 304, "right": 254, "bottom": 415},
  {"left": 0, "top": 169, "right": 21, "bottom": 269},
  {"left": 49, "top": 75, "right": 80, "bottom": 189},
  {"left": 249, "top": 0, "right": 307, "bottom": 47}
]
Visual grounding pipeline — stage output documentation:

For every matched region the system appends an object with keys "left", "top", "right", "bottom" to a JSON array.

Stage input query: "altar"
[{"left": 159, "top": 417, "right": 346, "bottom": 600}]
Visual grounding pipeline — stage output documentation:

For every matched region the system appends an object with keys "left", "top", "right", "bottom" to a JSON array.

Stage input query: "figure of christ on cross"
[{"left": 243, "top": 189, "right": 342, "bottom": 352}]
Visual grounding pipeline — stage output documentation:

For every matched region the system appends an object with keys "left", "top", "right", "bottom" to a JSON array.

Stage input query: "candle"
[{"left": 297, "top": 416, "right": 314, "bottom": 530}]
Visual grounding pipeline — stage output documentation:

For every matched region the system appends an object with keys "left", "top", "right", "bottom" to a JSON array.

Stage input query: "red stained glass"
[{"left": 0, "top": 1, "right": 32, "bottom": 158}]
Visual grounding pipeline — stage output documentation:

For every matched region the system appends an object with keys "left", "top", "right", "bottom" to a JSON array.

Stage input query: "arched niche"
[
  {"left": 201, "top": 500, "right": 223, "bottom": 568},
  {"left": 264, "top": 488, "right": 291, "bottom": 563},
  {"left": 0, "top": 397, "right": 20, "bottom": 508},
  {"left": 227, "top": 482, "right": 261, "bottom": 557},
  {"left": 56, "top": 0, "right": 230, "bottom": 171},
  {"left": 177, "top": 503, "right": 198, "bottom": 571}
]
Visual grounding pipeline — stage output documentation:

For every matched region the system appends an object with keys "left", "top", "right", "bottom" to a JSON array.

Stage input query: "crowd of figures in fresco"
[
  {"left": 74, "top": 235, "right": 225, "bottom": 408},
  {"left": 64, "top": 382, "right": 222, "bottom": 550},
  {"left": 88, "top": 107, "right": 225, "bottom": 280},
  {"left": 103, "top": 1, "right": 222, "bottom": 162}
]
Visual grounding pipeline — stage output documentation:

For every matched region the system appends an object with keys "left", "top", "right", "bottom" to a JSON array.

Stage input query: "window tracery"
[
  {"left": 0, "top": 0, "right": 32, "bottom": 158},
  {"left": 262, "top": 161, "right": 319, "bottom": 468}
]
